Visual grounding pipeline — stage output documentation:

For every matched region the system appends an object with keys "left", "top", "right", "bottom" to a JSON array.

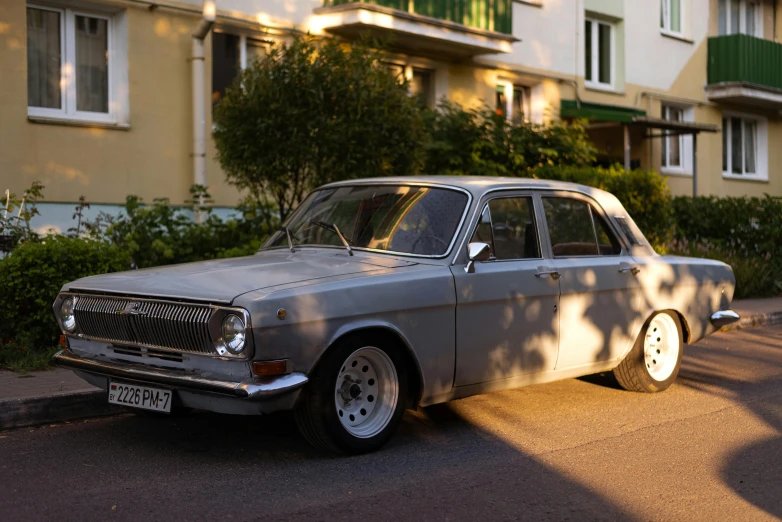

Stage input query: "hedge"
[
  {"left": 531, "top": 165, "right": 674, "bottom": 248},
  {"left": 0, "top": 237, "right": 131, "bottom": 349}
]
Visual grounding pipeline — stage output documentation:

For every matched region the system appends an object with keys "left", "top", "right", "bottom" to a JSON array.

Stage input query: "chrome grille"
[{"left": 74, "top": 295, "right": 215, "bottom": 355}]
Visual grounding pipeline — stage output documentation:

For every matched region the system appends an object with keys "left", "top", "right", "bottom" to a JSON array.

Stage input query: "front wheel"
[
  {"left": 613, "top": 311, "right": 683, "bottom": 393},
  {"left": 294, "top": 335, "right": 408, "bottom": 454}
]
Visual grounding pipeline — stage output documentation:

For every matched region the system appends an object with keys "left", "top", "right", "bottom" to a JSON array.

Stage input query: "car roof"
[{"left": 321, "top": 176, "right": 601, "bottom": 198}]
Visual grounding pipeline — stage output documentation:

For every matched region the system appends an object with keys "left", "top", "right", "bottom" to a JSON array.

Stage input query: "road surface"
[{"left": 1, "top": 326, "right": 781, "bottom": 521}]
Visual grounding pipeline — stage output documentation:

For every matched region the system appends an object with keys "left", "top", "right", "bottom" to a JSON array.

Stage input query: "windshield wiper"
[
  {"left": 280, "top": 226, "right": 296, "bottom": 253},
  {"left": 309, "top": 220, "right": 354, "bottom": 256}
]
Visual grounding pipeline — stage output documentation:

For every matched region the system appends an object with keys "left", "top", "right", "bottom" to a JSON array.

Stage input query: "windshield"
[{"left": 265, "top": 185, "right": 469, "bottom": 256}]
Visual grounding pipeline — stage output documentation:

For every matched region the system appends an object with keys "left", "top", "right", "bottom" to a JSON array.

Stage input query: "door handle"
[
  {"left": 535, "top": 270, "right": 560, "bottom": 280},
  {"left": 618, "top": 265, "right": 641, "bottom": 275}
]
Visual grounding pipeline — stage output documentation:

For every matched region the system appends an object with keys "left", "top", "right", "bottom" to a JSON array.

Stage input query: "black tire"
[
  {"left": 613, "top": 311, "right": 683, "bottom": 393},
  {"left": 294, "top": 333, "right": 408, "bottom": 454}
]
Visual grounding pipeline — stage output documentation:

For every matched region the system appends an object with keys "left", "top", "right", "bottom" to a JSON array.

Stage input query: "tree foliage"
[
  {"left": 422, "top": 102, "right": 596, "bottom": 176},
  {"left": 213, "top": 37, "right": 426, "bottom": 220}
]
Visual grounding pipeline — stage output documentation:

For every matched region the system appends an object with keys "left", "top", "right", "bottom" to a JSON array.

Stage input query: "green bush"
[
  {"left": 213, "top": 36, "right": 426, "bottom": 220},
  {"left": 672, "top": 195, "right": 782, "bottom": 260},
  {"left": 531, "top": 164, "right": 674, "bottom": 248},
  {"left": 422, "top": 102, "right": 596, "bottom": 177},
  {"left": 88, "top": 190, "right": 277, "bottom": 269},
  {"left": 665, "top": 238, "right": 777, "bottom": 299},
  {"left": 0, "top": 237, "right": 131, "bottom": 349}
]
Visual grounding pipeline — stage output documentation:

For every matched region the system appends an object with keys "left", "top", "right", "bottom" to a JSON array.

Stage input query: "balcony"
[
  {"left": 706, "top": 34, "right": 782, "bottom": 108},
  {"left": 312, "top": 1, "right": 517, "bottom": 59}
]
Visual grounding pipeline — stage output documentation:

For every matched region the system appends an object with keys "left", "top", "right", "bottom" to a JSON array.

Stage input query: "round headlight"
[
  {"left": 61, "top": 297, "right": 76, "bottom": 332},
  {"left": 222, "top": 314, "right": 246, "bottom": 355}
]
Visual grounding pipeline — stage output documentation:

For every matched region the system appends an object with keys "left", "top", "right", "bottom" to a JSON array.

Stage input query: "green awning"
[{"left": 561, "top": 100, "right": 646, "bottom": 123}]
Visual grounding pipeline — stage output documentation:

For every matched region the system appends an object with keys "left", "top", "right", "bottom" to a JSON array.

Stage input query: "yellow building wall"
[{"left": 0, "top": 1, "right": 242, "bottom": 207}]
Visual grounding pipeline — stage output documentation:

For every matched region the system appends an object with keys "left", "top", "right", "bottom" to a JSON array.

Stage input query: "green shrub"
[
  {"left": 422, "top": 102, "right": 596, "bottom": 177},
  {"left": 214, "top": 36, "right": 426, "bottom": 220},
  {"left": 89, "top": 191, "right": 277, "bottom": 269},
  {"left": 665, "top": 238, "right": 777, "bottom": 299},
  {"left": 0, "top": 237, "right": 131, "bottom": 349},
  {"left": 672, "top": 195, "right": 782, "bottom": 261},
  {"left": 531, "top": 164, "right": 674, "bottom": 248}
]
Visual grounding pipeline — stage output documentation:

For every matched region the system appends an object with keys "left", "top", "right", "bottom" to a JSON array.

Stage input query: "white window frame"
[
  {"left": 660, "top": 0, "right": 684, "bottom": 37},
  {"left": 722, "top": 112, "right": 768, "bottom": 181},
  {"left": 661, "top": 104, "right": 694, "bottom": 176},
  {"left": 27, "top": 3, "right": 128, "bottom": 126},
  {"left": 238, "top": 34, "right": 268, "bottom": 70},
  {"left": 584, "top": 18, "right": 615, "bottom": 91},
  {"left": 497, "top": 80, "right": 531, "bottom": 123},
  {"left": 719, "top": 0, "right": 763, "bottom": 37}
]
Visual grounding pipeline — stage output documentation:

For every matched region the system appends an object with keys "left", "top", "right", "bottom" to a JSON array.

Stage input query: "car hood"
[{"left": 64, "top": 249, "right": 419, "bottom": 304}]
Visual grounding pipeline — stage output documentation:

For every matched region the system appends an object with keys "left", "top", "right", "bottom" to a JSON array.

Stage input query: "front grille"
[{"left": 74, "top": 295, "right": 215, "bottom": 355}]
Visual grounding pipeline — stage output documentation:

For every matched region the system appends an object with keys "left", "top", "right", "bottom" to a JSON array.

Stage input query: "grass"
[{"left": 0, "top": 344, "right": 59, "bottom": 373}]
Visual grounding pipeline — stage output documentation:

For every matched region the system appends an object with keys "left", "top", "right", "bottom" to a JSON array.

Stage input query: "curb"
[
  {"left": 0, "top": 389, "right": 122, "bottom": 431},
  {"left": 721, "top": 311, "right": 782, "bottom": 332}
]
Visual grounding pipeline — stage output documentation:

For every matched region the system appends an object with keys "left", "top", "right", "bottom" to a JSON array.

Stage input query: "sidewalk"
[
  {"left": 0, "top": 368, "right": 120, "bottom": 430},
  {"left": 2, "top": 297, "right": 782, "bottom": 430}
]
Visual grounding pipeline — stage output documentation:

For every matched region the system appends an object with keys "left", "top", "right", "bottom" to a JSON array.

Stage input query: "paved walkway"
[
  {"left": 1, "top": 297, "right": 781, "bottom": 405},
  {"left": 0, "top": 368, "right": 95, "bottom": 401}
]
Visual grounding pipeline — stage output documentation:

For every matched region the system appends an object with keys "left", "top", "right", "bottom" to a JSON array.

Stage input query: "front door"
[
  {"left": 452, "top": 194, "right": 560, "bottom": 387},
  {"left": 539, "top": 195, "right": 644, "bottom": 370}
]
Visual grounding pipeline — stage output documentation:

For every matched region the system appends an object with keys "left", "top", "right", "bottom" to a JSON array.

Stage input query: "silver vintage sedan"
[{"left": 53, "top": 177, "right": 739, "bottom": 453}]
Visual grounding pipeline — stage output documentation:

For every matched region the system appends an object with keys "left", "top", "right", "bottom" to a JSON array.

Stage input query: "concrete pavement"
[{"left": 0, "top": 325, "right": 780, "bottom": 520}]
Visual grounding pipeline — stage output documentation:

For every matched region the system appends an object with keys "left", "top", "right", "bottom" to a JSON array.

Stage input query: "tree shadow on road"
[{"left": 680, "top": 332, "right": 782, "bottom": 520}]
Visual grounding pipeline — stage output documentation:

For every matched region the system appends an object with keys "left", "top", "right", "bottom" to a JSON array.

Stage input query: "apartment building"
[{"left": 1, "top": 0, "right": 781, "bottom": 231}]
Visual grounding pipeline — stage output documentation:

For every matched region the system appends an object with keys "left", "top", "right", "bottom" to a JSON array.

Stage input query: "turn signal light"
[{"left": 252, "top": 360, "right": 289, "bottom": 377}]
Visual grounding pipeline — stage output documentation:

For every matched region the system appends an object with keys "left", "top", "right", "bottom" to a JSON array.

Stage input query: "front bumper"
[
  {"left": 53, "top": 350, "right": 308, "bottom": 401},
  {"left": 710, "top": 309, "right": 741, "bottom": 329}
]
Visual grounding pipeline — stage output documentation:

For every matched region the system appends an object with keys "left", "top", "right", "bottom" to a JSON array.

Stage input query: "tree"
[
  {"left": 212, "top": 37, "right": 426, "bottom": 221},
  {"left": 422, "top": 102, "right": 596, "bottom": 176}
]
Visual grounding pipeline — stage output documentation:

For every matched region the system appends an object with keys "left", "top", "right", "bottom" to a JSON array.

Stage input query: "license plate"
[{"left": 108, "top": 382, "right": 172, "bottom": 413}]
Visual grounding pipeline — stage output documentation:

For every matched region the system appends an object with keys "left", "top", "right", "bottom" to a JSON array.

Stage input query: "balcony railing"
[
  {"left": 708, "top": 34, "right": 782, "bottom": 91},
  {"left": 322, "top": 0, "right": 513, "bottom": 35}
]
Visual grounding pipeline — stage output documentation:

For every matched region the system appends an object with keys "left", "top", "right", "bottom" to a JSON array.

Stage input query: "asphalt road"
[{"left": 1, "top": 326, "right": 781, "bottom": 521}]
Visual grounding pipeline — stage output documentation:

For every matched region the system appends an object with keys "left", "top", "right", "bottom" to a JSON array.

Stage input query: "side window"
[
  {"left": 543, "top": 198, "right": 599, "bottom": 256},
  {"left": 543, "top": 197, "right": 622, "bottom": 257},
  {"left": 594, "top": 213, "right": 622, "bottom": 255},
  {"left": 469, "top": 197, "right": 540, "bottom": 260}
]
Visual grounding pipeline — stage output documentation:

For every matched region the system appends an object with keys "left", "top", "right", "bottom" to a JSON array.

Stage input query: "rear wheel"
[
  {"left": 295, "top": 334, "right": 408, "bottom": 454},
  {"left": 613, "top": 311, "right": 683, "bottom": 393}
]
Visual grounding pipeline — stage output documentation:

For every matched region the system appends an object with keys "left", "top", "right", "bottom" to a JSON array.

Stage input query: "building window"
[
  {"left": 722, "top": 114, "right": 766, "bottom": 178},
  {"left": 410, "top": 68, "right": 434, "bottom": 107},
  {"left": 584, "top": 18, "right": 613, "bottom": 89},
  {"left": 496, "top": 83, "right": 530, "bottom": 123},
  {"left": 718, "top": 0, "right": 761, "bottom": 37},
  {"left": 212, "top": 32, "right": 268, "bottom": 106},
  {"left": 660, "top": 0, "right": 682, "bottom": 34},
  {"left": 661, "top": 105, "right": 683, "bottom": 168},
  {"left": 27, "top": 4, "right": 126, "bottom": 124}
]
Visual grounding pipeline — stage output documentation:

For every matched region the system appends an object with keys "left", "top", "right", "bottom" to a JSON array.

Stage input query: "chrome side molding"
[{"left": 710, "top": 310, "right": 740, "bottom": 329}]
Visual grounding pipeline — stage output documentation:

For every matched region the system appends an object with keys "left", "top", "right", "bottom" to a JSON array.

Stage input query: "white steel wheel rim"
[
  {"left": 644, "top": 314, "right": 680, "bottom": 382},
  {"left": 334, "top": 346, "right": 399, "bottom": 439}
]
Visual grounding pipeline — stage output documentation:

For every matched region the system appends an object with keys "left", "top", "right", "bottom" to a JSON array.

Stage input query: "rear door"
[
  {"left": 539, "top": 194, "right": 644, "bottom": 370},
  {"left": 451, "top": 193, "right": 560, "bottom": 386}
]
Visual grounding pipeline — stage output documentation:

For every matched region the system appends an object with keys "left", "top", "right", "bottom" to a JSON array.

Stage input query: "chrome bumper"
[
  {"left": 710, "top": 310, "right": 741, "bottom": 329},
  {"left": 53, "top": 350, "right": 308, "bottom": 400}
]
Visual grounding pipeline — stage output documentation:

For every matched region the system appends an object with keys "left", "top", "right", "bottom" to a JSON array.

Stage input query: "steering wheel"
[{"left": 411, "top": 234, "right": 449, "bottom": 254}]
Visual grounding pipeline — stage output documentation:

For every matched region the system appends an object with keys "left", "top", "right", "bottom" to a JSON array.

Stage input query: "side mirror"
[{"left": 465, "top": 242, "right": 492, "bottom": 273}]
